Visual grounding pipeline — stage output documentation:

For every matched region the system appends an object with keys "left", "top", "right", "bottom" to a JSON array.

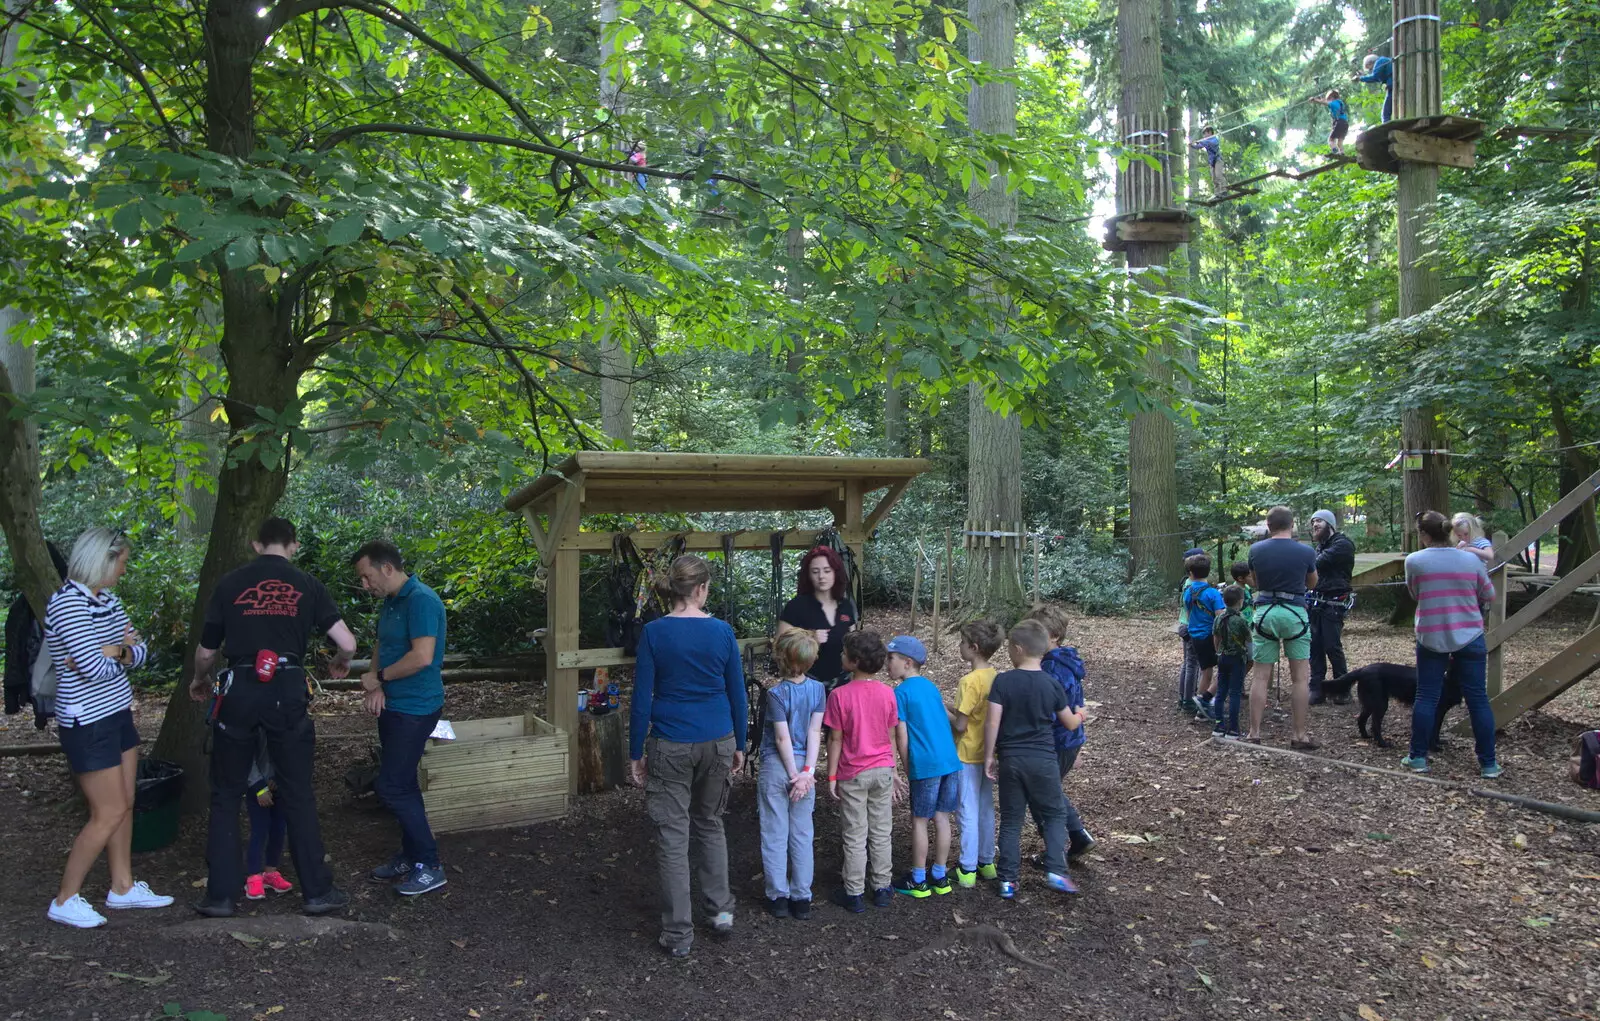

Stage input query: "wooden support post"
[
  {"left": 550, "top": 547, "right": 581, "bottom": 793},
  {"left": 910, "top": 542, "right": 922, "bottom": 633},
  {"left": 930, "top": 540, "right": 942, "bottom": 653},
  {"left": 1032, "top": 532, "right": 1041, "bottom": 605},
  {"left": 944, "top": 527, "right": 955, "bottom": 614},
  {"left": 1486, "top": 562, "right": 1507, "bottom": 697}
]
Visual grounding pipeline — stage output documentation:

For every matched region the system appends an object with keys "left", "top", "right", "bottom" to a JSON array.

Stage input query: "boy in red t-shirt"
[{"left": 825, "top": 631, "right": 905, "bottom": 913}]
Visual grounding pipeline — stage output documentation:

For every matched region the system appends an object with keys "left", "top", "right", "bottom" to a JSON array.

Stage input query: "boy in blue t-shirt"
[
  {"left": 1311, "top": 90, "right": 1349, "bottom": 155},
  {"left": 1183, "top": 553, "right": 1226, "bottom": 723},
  {"left": 1191, "top": 126, "right": 1226, "bottom": 195},
  {"left": 886, "top": 635, "right": 961, "bottom": 899}
]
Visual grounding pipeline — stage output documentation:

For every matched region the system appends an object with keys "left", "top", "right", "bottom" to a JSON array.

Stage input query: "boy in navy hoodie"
[{"left": 1024, "top": 605, "right": 1094, "bottom": 861}]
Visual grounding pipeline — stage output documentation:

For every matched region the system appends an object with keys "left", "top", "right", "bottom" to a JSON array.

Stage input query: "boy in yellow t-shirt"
[{"left": 946, "top": 620, "right": 1004, "bottom": 888}]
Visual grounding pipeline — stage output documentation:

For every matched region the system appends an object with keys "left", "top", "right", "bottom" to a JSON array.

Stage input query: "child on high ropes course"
[
  {"left": 1355, "top": 53, "right": 1394, "bottom": 123},
  {"left": 1191, "top": 125, "right": 1226, "bottom": 196},
  {"left": 1310, "top": 89, "right": 1350, "bottom": 155}
]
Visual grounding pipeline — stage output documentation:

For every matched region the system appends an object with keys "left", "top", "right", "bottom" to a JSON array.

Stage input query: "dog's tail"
[{"left": 1322, "top": 672, "right": 1358, "bottom": 696}]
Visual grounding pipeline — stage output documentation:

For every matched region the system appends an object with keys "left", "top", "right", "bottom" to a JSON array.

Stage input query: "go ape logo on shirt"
[{"left": 234, "top": 580, "right": 304, "bottom": 617}]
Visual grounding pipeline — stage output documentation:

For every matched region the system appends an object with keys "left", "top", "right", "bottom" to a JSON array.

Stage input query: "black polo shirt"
[
  {"left": 779, "top": 593, "right": 858, "bottom": 685},
  {"left": 201, "top": 555, "right": 343, "bottom": 664}
]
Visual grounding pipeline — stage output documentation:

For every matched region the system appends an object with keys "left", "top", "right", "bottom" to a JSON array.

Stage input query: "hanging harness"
[{"left": 604, "top": 533, "right": 686, "bottom": 656}]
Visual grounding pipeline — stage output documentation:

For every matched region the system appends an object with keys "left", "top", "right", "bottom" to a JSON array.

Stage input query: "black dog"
[{"left": 1320, "top": 663, "right": 1461, "bottom": 750}]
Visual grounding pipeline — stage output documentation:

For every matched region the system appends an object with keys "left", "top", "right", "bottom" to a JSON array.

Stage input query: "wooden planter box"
[{"left": 419, "top": 713, "right": 568, "bottom": 833}]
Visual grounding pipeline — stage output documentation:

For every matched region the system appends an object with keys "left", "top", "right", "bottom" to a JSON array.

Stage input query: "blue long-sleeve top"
[
  {"left": 1357, "top": 56, "right": 1392, "bottom": 85},
  {"left": 1042, "top": 646, "right": 1087, "bottom": 752},
  {"left": 628, "top": 615, "right": 748, "bottom": 760}
]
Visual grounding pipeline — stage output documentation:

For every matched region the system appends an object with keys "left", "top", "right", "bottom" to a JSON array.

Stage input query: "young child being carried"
[
  {"left": 1184, "top": 553, "right": 1226, "bottom": 724},
  {"left": 885, "top": 635, "right": 961, "bottom": 899},
  {"left": 758, "top": 629, "right": 827, "bottom": 919},
  {"left": 947, "top": 620, "right": 1003, "bottom": 888},
  {"left": 825, "top": 631, "right": 904, "bottom": 913},
  {"left": 1024, "top": 605, "right": 1095, "bottom": 861},
  {"left": 984, "top": 620, "right": 1085, "bottom": 899},
  {"left": 1211, "top": 585, "right": 1253, "bottom": 740}
]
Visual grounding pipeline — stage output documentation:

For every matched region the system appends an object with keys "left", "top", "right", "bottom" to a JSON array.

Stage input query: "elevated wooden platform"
[
  {"left": 1102, "top": 208, "right": 1198, "bottom": 252},
  {"left": 1356, "top": 116, "right": 1485, "bottom": 175}
]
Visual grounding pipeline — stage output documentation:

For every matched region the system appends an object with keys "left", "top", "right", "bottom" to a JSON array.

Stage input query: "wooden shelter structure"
[{"left": 503, "top": 452, "right": 929, "bottom": 789}]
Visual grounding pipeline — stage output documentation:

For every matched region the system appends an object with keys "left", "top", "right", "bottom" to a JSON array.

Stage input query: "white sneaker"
[
  {"left": 48, "top": 894, "right": 108, "bottom": 929},
  {"left": 711, "top": 911, "right": 734, "bottom": 934},
  {"left": 104, "top": 880, "right": 174, "bottom": 910}
]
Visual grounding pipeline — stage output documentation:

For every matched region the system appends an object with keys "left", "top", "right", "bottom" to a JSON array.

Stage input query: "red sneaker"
[
  {"left": 244, "top": 874, "right": 266, "bottom": 901},
  {"left": 261, "top": 870, "right": 294, "bottom": 894}
]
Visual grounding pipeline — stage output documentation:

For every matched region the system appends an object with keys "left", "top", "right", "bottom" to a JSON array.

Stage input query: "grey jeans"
[
  {"left": 757, "top": 762, "right": 816, "bottom": 901},
  {"left": 645, "top": 735, "right": 735, "bottom": 949}
]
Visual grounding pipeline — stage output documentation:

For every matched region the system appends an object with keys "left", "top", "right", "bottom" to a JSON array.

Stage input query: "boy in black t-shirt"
[{"left": 984, "top": 620, "right": 1086, "bottom": 899}]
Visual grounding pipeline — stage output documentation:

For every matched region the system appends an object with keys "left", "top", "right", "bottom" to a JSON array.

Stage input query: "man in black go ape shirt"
[{"left": 188, "top": 517, "right": 356, "bottom": 917}]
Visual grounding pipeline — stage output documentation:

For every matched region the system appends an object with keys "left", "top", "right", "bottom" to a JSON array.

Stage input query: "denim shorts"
[
  {"left": 909, "top": 770, "right": 961, "bottom": 818},
  {"left": 58, "top": 708, "right": 140, "bottom": 774}
]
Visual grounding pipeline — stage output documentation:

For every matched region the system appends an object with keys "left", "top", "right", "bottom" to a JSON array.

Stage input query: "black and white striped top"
[{"left": 44, "top": 581, "right": 146, "bottom": 727}]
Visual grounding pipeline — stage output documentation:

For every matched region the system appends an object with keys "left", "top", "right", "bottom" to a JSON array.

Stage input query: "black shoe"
[
  {"left": 369, "top": 854, "right": 412, "bottom": 883},
  {"left": 1026, "top": 852, "right": 1048, "bottom": 871},
  {"left": 302, "top": 887, "right": 350, "bottom": 916},
  {"left": 831, "top": 889, "right": 865, "bottom": 914},
  {"left": 766, "top": 896, "right": 790, "bottom": 918},
  {"left": 660, "top": 940, "right": 691, "bottom": 958},
  {"left": 1068, "top": 828, "right": 1097, "bottom": 859},
  {"left": 1331, "top": 694, "right": 1351, "bottom": 705},
  {"left": 193, "top": 897, "right": 235, "bottom": 918},
  {"left": 872, "top": 887, "right": 894, "bottom": 908},
  {"left": 1308, "top": 689, "right": 1326, "bottom": 706},
  {"left": 789, "top": 898, "right": 812, "bottom": 920}
]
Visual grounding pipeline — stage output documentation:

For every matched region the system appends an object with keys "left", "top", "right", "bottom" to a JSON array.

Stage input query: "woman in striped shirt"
[
  {"left": 43, "top": 528, "right": 173, "bottom": 928},
  {"left": 1402, "top": 511, "right": 1502, "bottom": 780}
]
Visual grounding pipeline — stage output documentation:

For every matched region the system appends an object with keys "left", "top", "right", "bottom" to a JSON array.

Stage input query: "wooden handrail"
[{"left": 1485, "top": 548, "right": 1600, "bottom": 650}]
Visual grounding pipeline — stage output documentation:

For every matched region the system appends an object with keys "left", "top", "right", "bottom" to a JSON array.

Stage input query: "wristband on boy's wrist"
[{"left": 827, "top": 774, "right": 838, "bottom": 781}]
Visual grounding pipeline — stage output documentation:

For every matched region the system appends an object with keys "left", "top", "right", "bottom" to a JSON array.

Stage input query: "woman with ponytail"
[{"left": 628, "top": 554, "right": 749, "bottom": 957}]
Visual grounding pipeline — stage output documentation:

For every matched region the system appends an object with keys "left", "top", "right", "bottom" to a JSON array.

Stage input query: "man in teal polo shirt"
[{"left": 352, "top": 540, "right": 448, "bottom": 896}]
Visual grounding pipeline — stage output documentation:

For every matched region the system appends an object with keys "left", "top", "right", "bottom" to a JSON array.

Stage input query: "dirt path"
[{"left": 1, "top": 608, "right": 1596, "bottom": 1020}]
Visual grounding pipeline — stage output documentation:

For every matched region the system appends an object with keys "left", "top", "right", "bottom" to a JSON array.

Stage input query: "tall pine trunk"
[
  {"left": 1120, "top": 0, "right": 1182, "bottom": 586},
  {"left": 962, "top": 0, "right": 1027, "bottom": 622}
]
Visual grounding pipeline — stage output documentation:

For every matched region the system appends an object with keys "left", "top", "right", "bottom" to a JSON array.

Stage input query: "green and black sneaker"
[
  {"left": 892, "top": 872, "right": 931, "bottom": 899},
  {"left": 929, "top": 873, "right": 953, "bottom": 896},
  {"left": 976, "top": 863, "right": 998, "bottom": 881}
]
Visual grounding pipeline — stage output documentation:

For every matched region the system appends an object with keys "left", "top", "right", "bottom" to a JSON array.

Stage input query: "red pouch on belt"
[{"left": 254, "top": 649, "right": 280, "bottom": 683}]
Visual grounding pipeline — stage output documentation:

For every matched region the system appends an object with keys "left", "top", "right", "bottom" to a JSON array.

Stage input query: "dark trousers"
[
  {"left": 1382, "top": 87, "right": 1393, "bottom": 122},
  {"left": 1412, "top": 636, "right": 1497, "bottom": 765},
  {"left": 1215, "top": 654, "right": 1246, "bottom": 733},
  {"left": 206, "top": 678, "right": 333, "bottom": 903},
  {"left": 1177, "top": 635, "right": 1199, "bottom": 705},
  {"left": 376, "top": 708, "right": 442, "bottom": 867},
  {"left": 997, "top": 756, "right": 1067, "bottom": 882},
  {"left": 1308, "top": 601, "right": 1349, "bottom": 691},
  {"left": 245, "top": 794, "right": 286, "bottom": 873},
  {"left": 1032, "top": 745, "right": 1084, "bottom": 838}
]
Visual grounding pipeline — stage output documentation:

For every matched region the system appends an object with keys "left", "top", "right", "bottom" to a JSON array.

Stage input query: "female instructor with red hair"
[{"left": 776, "top": 546, "right": 858, "bottom": 688}]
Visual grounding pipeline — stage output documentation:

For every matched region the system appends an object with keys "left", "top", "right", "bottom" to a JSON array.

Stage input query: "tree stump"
[{"left": 577, "top": 711, "right": 627, "bottom": 794}]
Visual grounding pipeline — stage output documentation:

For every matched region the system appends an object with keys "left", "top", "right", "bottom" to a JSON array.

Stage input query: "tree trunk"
[
  {"left": 884, "top": 335, "right": 905, "bottom": 453},
  {"left": 177, "top": 309, "right": 225, "bottom": 537},
  {"left": 1120, "top": 0, "right": 1183, "bottom": 585},
  {"left": 1550, "top": 390, "right": 1599, "bottom": 576},
  {"left": 962, "top": 0, "right": 1026, "bottom": 622},
  {"left": 152, "top": 0, "right": 302, "bottom": 803},
  {"left": 596, "top": 0, "right": 633, "bottom": 446},
  {"left": 0, "top": 6, "right": 58, "bottom": 619}
]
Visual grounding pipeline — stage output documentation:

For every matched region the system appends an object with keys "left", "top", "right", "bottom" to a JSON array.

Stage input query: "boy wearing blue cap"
[{"left": 885, "top": 635, "right": 961, "bottom": 898}]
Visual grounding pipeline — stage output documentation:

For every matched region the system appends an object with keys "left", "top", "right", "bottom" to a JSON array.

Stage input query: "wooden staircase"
[{"left": 1457, "top": 467, "right": 1600, "bottom": 733}]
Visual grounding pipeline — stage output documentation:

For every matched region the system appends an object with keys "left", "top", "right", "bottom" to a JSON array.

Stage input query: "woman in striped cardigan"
[{"left": 43, "top": 528, "right": 173, "bottom": 928}]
